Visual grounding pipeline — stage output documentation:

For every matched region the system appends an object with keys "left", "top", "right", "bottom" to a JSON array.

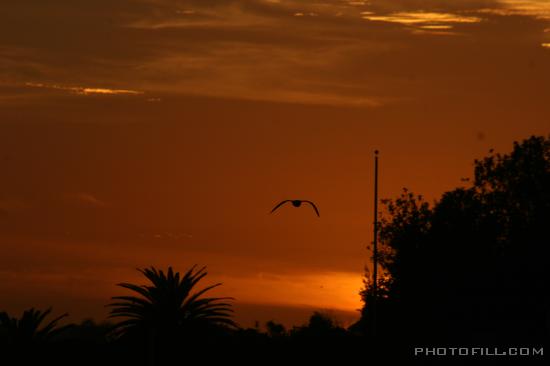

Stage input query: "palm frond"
[
  {"left": 0, "top": 308, "right": 71, "bottom": 344},
  {"left": 107, "top": 265, "right": 237, "bottom": 338}
]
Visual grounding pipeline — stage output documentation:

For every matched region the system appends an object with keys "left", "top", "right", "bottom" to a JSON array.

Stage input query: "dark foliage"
[
  {"left": 0, "top": 308, "right": 72, "bottom": 345},
  {"left": 106, "top": 266, "right": 236, "bottom": 363},
  {"left": 359, "top": 135, "right": 550, "bottom": 346}
]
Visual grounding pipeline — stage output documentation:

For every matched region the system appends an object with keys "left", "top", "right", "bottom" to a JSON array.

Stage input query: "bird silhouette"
[{"left": 270, "top": 200, "right": 320, "bottom": 217}]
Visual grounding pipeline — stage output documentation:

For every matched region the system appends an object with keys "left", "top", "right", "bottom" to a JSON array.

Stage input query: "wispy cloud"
[
  {"left": 362, "top": 11, "right": 482, "bottom": 27},
  {"left": 0, "top": 1, "right": 548, "bottom": 108},
  {"left": 420, "top": 25, "right": 455, "bottom": 30},
  {"left": 491, "top": 0, "right": 550, "bottom": 20},
  {"left": 25, "top": 82, "right": 143, "bottom": 96}
]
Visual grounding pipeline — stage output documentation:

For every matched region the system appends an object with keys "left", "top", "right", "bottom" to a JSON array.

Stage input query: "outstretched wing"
[
  {"left": 303, "top": 200, "right": 320, "bottom": 217},
  {"left": 270, "top": 200, "right": 291, "bottom": 214}
]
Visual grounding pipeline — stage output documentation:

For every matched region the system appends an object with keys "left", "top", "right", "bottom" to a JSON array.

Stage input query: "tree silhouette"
[
  {"left": 266, "top": 320, "right": 286, "bottom": 338},
  {"left": 107, "top": 266, "right": 236, "bottom": 363},
  {"left": 291, "top": 312, "right": 346, "bottom": 338},
  {"left": 359, "top": 135, "right": 550, "bottom": 343},
  {"left": 0, "top": 308, "right": 72, "bottom": 346}
]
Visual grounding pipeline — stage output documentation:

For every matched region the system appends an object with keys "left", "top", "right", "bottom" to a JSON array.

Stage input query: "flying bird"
[{"left": 270, "top": 200, "right": 320, "bottom": 217}]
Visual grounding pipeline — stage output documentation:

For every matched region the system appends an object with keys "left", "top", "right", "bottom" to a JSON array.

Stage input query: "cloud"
[
  {"left": 25, "top": 82, "right": 143, "bottom": 96},
  {"left": 362, "top": 11, "right": 482, "bottom": 26},
  {"left": 0, "top": 0, "right": 549, "bottom": 108},
  {"left": 491, "top": 0, "right": 550, "bottom": 19}
]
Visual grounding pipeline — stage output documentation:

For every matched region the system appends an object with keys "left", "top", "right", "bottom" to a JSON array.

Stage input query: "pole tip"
[{"left": 374, "top": 149, "right": 379, "bottom": 155}]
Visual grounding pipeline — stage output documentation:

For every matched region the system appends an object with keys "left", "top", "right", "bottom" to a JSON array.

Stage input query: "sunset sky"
[{"left": 1, "top": 0, "right": 549, "bottom": 328}]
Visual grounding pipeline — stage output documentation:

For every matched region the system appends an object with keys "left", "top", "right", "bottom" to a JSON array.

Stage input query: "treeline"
[{"left": 0, "top": 267, "right": 367, "bottom": 365}]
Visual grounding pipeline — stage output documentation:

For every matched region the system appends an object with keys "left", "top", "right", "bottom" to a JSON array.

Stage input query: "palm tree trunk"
[{"left": 148, "top": 329, "right": 156, "bottom": 366}]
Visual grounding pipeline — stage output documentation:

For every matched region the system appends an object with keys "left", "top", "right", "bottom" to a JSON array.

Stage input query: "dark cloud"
[{"left": 1, "top": 0, "right": 547, "bottom": 106}]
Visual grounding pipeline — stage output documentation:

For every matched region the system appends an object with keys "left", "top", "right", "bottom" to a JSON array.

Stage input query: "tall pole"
[{"left": 372, "top": 150, "right": 379, "bottom": 336}]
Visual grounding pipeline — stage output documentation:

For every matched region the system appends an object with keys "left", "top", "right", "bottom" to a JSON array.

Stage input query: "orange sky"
[{"left": 0, "top": 0, "right": 549, "bottom": 328}]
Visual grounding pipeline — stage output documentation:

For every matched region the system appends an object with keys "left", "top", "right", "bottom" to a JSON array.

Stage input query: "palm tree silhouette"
[
  {"left": 107, "top": 266, "right": 236, "bottom": 364},
  {"left": 0, "top": 308, "right": 71, "bottom": 345},
  {"left": 108, "top": 266, "right": 236, "bottom": 338}
]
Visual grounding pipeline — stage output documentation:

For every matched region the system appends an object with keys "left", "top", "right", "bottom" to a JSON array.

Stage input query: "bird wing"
[
  {"left": 270, "top": 200, "right": 291, "bottom": 214},
  {"left": 303, "top": 200, "right": 320, "bottom": 217}
]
